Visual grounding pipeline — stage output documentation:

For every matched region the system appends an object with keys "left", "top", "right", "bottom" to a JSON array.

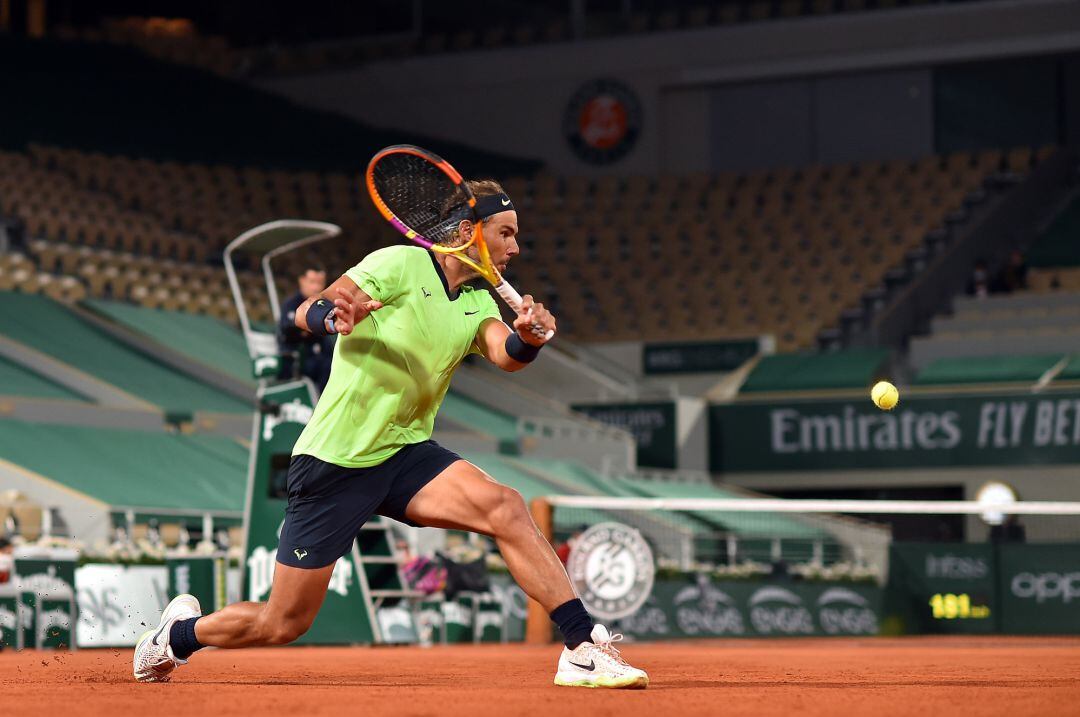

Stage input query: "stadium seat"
[{"left": 3, "top": 140, "right": 1022, "bottom": 346}]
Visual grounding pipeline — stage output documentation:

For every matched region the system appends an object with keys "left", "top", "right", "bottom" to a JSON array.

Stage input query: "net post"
[{"left": 526, "top": 497, "right": 555, "bottom": 645}]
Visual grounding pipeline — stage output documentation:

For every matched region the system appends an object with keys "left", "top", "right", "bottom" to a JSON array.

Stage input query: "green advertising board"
[
  {"left": 643, "top": 340, "right": 760, "bottom": 375},
  {"left": 711, "top": 391, "right": 1080, "bottom": 472},
  {"left": 0, "top": 587, "right": 20, "bottom": 649},
  {"left": 999, "top": 544, "right": 1080, "bottom": 634},
  {"left": 168, "top": 555, "right": 226, "bottom": 613},
  {"left": 572, "top": 402, "right": 677, "bottom": 469},
  {"left": 242, "top": 380, "right": 378, "bottom": 644},
  {"left": 887, "top": 544, "right": 997, "bottom": 634},
  {"left": 13, "top": 554, "right": 78, "bottom": 649},
  {"left": 608, "top": 576, "right": 882, "bottom": 640}
]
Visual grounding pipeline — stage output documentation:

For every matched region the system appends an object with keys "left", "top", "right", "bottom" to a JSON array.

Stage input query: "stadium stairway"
[
  {"left": 910, "top": 292, "right": 1080, "bottom": 373},
  {"left": 863, "top": 146, "right": 1076, "bottom": 352}
]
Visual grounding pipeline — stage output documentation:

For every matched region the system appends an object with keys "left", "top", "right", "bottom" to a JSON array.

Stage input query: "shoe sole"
[{"left": 554, "top": 674, "right": 649, "bottom": 689}]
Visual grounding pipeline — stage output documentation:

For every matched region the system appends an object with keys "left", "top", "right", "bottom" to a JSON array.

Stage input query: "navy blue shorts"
[{"left": 276, "top": 440, "right": 462, "bottom": 569}]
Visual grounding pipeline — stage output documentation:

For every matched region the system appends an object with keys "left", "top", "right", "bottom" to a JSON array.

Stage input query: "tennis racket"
[{"left": 365, "top": 144, "right": 554, "bottom": 341}]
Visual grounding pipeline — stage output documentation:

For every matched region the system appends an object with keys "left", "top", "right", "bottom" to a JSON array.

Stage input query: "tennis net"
[{"left": 532, "top": 493, "right": 1080, "bottom": 581}]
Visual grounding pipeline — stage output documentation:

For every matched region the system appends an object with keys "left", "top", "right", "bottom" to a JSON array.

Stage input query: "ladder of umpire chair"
[{"left": 356, "top": 519, "right": 423, "bottom": 622}]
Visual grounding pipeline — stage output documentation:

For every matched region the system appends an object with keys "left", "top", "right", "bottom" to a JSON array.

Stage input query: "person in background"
[
  {"left": 278, "top": 265, "right": 335, "bottom": 393},
  {"left": 967, "top": 259, "right": 991, "bottom": 299},
  {"left": 555, "top": 525, "right": 588, "bottom": 566},
  {"left": 996, "top": 250, "right": 1029, "bottom": 294},
  {"left": 0, "top": 536, "right": 13, "bottom": 584}
]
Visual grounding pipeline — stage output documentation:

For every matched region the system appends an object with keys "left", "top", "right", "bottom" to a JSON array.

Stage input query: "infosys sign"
[{"left": 710, "top": 392, "right": 1080, "bottom": 471}]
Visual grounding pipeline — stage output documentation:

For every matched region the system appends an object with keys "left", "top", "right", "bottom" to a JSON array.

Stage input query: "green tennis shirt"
[{"left": 292, "top": 245, "right": 503, "bottom": 467}]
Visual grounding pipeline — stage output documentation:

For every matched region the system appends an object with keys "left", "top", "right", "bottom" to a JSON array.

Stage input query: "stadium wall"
[{"left": 257, "top": 0, "right": 1080, "bottom": 175}]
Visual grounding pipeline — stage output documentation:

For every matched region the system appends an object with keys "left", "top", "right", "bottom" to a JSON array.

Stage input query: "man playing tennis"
[{"left": 134, "top": 180, "right": 648, "bottom": 689}]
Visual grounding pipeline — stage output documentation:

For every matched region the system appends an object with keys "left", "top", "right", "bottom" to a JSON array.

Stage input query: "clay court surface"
[{"left": 4, "top": 636, "right": 1080, "bottom": 716}]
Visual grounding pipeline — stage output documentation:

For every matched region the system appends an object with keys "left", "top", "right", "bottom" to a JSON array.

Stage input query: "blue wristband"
[
  {"left": 505, "top": 333, "right": 542, "bottom": 363},
  {"left": 306, "top": 299, "right": 337, "bottom": 336}
]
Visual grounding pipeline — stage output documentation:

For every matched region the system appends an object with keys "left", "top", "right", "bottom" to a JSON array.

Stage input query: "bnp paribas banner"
[
  {"left": 710, "top": 391, "right": 1080, "bottom": 471},
  {"left": 609, "top": 576, "right": 882, "bottom": 640}
]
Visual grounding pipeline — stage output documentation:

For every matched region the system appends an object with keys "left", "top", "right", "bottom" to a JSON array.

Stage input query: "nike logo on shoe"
[
  {"left": 151, "top": 623, "right": 168, "bottom": 647},
  {"left": 568, "top": 659, "right": 595, "bottom": 671}
]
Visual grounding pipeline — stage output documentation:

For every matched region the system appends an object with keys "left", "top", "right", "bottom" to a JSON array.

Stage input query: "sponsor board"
[
  {"left": 167, "top": 555, "right": 227, "bottom": 613},
  {"left": 710, "top": 392, "right": 1080, "bottom": 471},
  {"left": 887, "top": 544, "right": 997, "bottom": 634},
  {"left": 1000, "top": 544, "right": 1080, "bottom": 634},
  {"left": 567, "top": 523, "right": 656, "bottom": 621},
  {"left": 490, "top": 574, "right": 528, "bottom": 642},
  {"left": 644, "top": 340, "right": 760, "bottom": 375},
  {"left": 14, "top": 555, "right": 78, "bottom": 649},
  {"left": 572, "top": 403, "right": 677, "bottom": 469},
  {"left": 609, "top": 576, "right": 881, "bottom": 640},
  {"left": 76, "top": 564, "right": 169, "bottom": 647}
]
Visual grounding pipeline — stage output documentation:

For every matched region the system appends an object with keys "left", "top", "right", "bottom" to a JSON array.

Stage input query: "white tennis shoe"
[
  {"left": 554, "top": 624, "right": 649, "bottom": 689},
  {"left": 133, "top": 593, "right": 202, "bottom": 683}
]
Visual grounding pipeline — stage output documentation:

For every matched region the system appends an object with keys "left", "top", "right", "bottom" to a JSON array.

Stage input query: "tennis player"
[{"left": 134, "top": 180, "right": 648, "bottom": 689}]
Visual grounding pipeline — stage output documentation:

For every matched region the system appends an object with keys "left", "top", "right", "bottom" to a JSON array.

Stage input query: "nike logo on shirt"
[{"left": 465, "top": 310, "right": 479, "bottom": 315}]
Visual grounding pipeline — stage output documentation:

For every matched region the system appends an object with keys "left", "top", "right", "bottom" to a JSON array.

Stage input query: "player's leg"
[
  {"left": 193, "top": 561, "right": 335, "bottom": 647},
  {"left": 133, "top": 561, "right": 334, "bottom": 682},
  {"left": 402, "top": 461, "right": 575, "bottom": 612},
  {"left": 135, "top": 454, "right": 390, "bottom": 682},
  {"left": 397, "top": 455, "right": 648, "bottom": 688}
]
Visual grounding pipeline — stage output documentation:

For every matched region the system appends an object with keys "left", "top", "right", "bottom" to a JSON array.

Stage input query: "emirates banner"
[{"left": 710, "top": 391, "right": 1080, "bottom": 472}]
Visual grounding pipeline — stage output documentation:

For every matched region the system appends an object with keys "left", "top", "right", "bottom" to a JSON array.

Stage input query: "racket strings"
[{"left": 371, "top": 153, "right": 468, "bottom": 246}]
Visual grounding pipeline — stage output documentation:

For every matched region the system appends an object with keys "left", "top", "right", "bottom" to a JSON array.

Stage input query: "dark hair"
[
  {"left": 439, "top": 179, "right": 508, "bottom": 246},
  {"left": 299, "top": 265, "right": 326, "bottom": 277},
  {"left": 0, "top": 536, "right": 11, "bottom": 550}
]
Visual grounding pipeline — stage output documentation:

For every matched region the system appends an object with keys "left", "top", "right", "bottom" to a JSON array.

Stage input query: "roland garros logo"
[
  {"left": 567, "top": 522, "right": 655, "bottom": 621},
  {"left": 563, "top": 79, "right": 643, "bottom": 165}
]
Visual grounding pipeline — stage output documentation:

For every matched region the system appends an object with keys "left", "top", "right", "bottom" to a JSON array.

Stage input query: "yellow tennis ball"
[{"left": 871, "top": 381, "right": 899, "bottom": 410}]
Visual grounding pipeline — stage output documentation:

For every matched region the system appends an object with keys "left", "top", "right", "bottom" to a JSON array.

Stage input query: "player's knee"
[
  {"left": 489, "top": 485, "right": 530, "bottom": 536},
  {"left": 259, "top": 614, "right": 313, "bottom": 645},
  {"left": 267, "top": 620, "right": 310, "bottom": 645}
]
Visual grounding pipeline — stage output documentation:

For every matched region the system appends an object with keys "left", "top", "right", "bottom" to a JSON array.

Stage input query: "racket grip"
[{"left": 494, "top": 281, "right": 555, "bottom": 341}]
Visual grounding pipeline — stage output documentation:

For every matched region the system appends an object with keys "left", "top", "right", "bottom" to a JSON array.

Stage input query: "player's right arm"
[{"left": 294, "top": 274, "right": 383, "bottom": 337}]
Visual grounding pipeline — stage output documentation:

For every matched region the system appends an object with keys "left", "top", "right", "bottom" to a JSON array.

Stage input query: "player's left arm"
[{"left": 474, "top": 295, "right": 556, "bottom": 372}]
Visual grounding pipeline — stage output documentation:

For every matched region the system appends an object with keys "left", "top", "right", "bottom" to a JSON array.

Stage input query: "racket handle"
[{"left": 494, "top": 281, "right": 555, "bottom": 341}]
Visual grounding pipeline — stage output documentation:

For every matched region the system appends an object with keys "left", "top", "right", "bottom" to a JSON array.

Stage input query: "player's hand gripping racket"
[{"left": 366, "top": 144, "right": 554, "bottom": 341}]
